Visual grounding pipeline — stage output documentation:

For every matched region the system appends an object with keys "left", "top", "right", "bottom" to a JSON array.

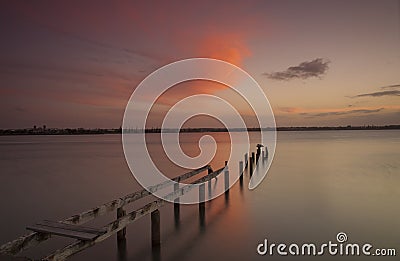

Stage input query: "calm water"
[{"left": 0, "top": 131, "right": 399, "bottom": 260}]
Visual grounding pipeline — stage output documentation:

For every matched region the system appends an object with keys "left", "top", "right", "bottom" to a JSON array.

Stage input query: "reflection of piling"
[
  {"left": 151, "top": 209, "right": 161, "bottom": 246},
  {"left": 117, "top": 235, "right": 127, "bottom": 261}
]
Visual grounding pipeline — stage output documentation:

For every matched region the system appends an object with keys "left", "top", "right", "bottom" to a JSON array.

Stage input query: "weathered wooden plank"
[
  {"left": 26, "top": 224, "right": 99, "bottom": 241},
  {"left": 64, "top": 164, "right": 211, "bottom": 225},
  {"left": 192, "top": 167, "right": 224, "bottom": 184},
  {"left": 43, "top": 167, "right": 225, "bottom": 260},
  {"left": 0, "top": 165, "right": 211, "bottom": 256},
  {"left": 64, "top": 167, "right": 209, "bottom": 224},
  {"left": 38, "top": 220, "right": 105, "bottom": 235},
  {"left": 43, "top": 200, "right": 165, "bottom": 260},
  {"left": 0, "top": 232, "right": 51, "bottom": 256}
]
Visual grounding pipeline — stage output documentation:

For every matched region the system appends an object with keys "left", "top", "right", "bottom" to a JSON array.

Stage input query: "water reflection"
[
  {"left": 169, "top": 193, "right": 232, "bottom": 261},
  {"left": 174, "top": 203, "right": 180, "bottom": 230},
  {"left": 224, "top": 190, "right": 230, "bottom": 204},
  {"left": 199, "top": 206, "right": 206, "bottom": 231},
  {"left": 151, "top": 245, "right": 161, "bottom": 261},
  {"left": 2, "top": 131, "right": 398, "bottom": 261},
  {"left": 117, "top": 237, "right": 127, "bottom": 261}
]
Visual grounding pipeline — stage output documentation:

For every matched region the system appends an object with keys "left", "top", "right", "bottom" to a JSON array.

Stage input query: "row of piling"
[{"left": 150, "top": 146, "right": 268, "bottom": 247}]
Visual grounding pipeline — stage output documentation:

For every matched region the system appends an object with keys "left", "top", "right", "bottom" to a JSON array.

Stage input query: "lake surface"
[{"left": 0, "top": 130, "right": 399, "bottom": 260}]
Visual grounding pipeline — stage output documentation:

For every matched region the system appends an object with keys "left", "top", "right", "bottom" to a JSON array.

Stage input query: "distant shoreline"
[{"left": 0, "top": 125, "right": 399, "bottom": 136}]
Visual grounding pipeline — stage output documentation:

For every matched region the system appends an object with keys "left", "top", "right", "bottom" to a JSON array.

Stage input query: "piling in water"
[
  {"left": 117, "top": 207, "right": 126, "bottom": 241},
  {"left": 224, "top": 167, "right": 230, "bottom": 194},
  {"left": 199, "top": 183, "right": 205, "bottom": 226},
  {"left": 151, "top": 209, "right": 161, "bottom": 246},
  {"left": 239, "top": 161, "right": 243, "bottom": 182},
  {"left": 249, "top": 155, "right": 253, "bottom": 176},
  {"left": 207, "top": 168, "right": 212, "bottom": 198},
  {"left": 174, "top": 183, "right": 180, "bottom": 224}
]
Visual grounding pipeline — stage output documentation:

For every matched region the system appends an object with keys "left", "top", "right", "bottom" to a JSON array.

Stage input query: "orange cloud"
[
  {"left": 160, "top": 30, "right": 251, "bottom": 98},
  {"left": 195, "top": 32, "right": 251, "bottom": 67}
]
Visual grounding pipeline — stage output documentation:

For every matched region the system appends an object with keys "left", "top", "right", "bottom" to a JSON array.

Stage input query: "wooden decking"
[{"left": 27, "top": 220, "right": 106, "bottom": 241}]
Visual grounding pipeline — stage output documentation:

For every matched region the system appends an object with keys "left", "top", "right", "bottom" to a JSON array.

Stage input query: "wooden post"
[
  {"left": 224, "top": 160, "right": 229, "bottom": 195},
  {"left": 249, "top": 155, "right": 253, "bottom": 176},
  {"left": 265, "top": 147, "right": 268, "bottom": 158},
  {"left": 207, "top": 168, "right": 212, "bottom": 198},
  {"left": 252, "top": 152, "right": 255, "bottom": 164},
  {"left": 199, "top": 184, "right": 205, "bottom": 205},
  {"left": 199, "top": 183, "right": 205, "bottom": 226},
  {"left": 244, "top": 153, "right": 248, "bottom": 168},
  {"left": 151, "top": 209, "right": 160, "bottom": 246},
  {"left": 224, "top": 166, "right": 229, "bottom": 194},
  {"left": 239, "top": 161, "right": 243, "bottom": 179},
  {"left": 239, "top": 161, "right": 244, "bottom": 188},
  {"left": 117, "top": 207, "right": 126, "bottom": 241},
  {"left": 174, "top": 183, "right": 180, "bottom": 227},
  {"left": 174, "top": 183, "right": 179, "bottom": 211},
  {"left": 262, "top": 150, "right": 264, "bottom": 159},
  {"left": 224, "top": 166, "right": 230, "bottom": 202}
]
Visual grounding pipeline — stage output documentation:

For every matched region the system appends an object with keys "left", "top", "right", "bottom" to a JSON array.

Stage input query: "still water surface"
[{"left": 0, "top": 130, "right": 399, "bottom": 260}]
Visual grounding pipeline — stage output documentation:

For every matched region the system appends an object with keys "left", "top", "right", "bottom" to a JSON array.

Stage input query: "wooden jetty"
[{"left": 0, "top": 147, "right": 268, "bottom": 261}]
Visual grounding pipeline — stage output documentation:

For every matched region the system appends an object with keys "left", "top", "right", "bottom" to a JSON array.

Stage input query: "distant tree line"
[{"left": 0, "top": 125, "right": 399, "bottom": 135}]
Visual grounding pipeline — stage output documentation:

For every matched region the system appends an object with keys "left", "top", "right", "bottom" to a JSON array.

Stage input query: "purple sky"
[{"left": 0, "top": 0, "right": 399, "bottom": 128}]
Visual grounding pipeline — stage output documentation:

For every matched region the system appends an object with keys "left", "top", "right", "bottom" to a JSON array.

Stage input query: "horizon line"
[{"left": 0, "top": 125, "right": 399, "bottom": 135}]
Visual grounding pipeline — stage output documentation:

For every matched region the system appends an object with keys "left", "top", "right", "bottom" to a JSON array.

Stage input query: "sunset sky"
[{"left": 0, "top": 0, "right": 399, "bottom": 128}]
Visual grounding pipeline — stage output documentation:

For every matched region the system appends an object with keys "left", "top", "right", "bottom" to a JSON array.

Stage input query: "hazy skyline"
[{"left": 0, "top": 0, "right": 399, "bottom": 128}]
